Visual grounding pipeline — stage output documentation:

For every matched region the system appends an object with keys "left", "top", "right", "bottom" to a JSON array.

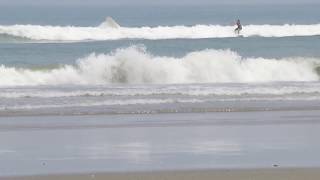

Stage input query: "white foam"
[
  {"left": 0, "top": 46, "right": 319, "bottom": 86},
  {"left": 0, "top": 98, "right": 203, "bottom": 110},
  {"left": 1, "top": 83, "right": 320, "bottom": 98},
  {"left": 0, "top": 21, "right": 320, "bottom": 41}
]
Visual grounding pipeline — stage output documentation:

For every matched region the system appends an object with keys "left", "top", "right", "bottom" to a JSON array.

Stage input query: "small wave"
[
  {"left": 0, "top": 19, "right": 320, "bottom": 41},
  {"left": 0, "top": 98, "right": 203, "bottom": 111},
  {"left": 1, "top": 82, "right": 320, "bottom": 98},
  {"left": 0, "top": 46, "right": 319, "bottom": 86}
]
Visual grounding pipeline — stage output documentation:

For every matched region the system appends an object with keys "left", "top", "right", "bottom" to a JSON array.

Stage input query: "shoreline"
[{"left": 5, "top": 168, "right": 320, "bottom": 180}]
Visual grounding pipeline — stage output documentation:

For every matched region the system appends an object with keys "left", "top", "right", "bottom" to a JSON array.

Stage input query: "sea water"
[{"left": 0, "top": 4, "right": 319, "bottom": 116}]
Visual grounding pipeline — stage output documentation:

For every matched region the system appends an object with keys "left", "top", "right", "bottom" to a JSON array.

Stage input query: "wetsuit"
[{"left": 235, "top": 20, "right": 242, "bottom": 34}]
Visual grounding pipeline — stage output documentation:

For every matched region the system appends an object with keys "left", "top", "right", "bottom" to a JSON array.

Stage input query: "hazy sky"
[{"left": 0, "top": 0, "right": 318, "bottom": 6}]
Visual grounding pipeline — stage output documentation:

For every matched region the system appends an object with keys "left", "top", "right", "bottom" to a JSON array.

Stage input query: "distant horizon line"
[{"left": 0, "top": 2, "right": 319, "bottom": 7}]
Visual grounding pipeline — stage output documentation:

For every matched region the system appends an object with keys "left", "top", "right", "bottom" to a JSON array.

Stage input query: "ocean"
[
  {"left": 1, "top": 4, "right": 320, "bottom": 176},
  {"left": 0, "top": 4, "right": 319, "bottom": 116}
]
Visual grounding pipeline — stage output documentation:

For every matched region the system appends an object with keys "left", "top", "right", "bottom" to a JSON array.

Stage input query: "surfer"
[{"left": 234, "top": 19, "right": 242, "bottom": 34}]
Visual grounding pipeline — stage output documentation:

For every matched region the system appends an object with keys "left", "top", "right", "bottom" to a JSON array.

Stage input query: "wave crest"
[
  {"left": 0, "top": 20, "right": 320, "bottom": 41},
  {"left": 0, "top": 46, "right": 319, "bottom": 86}
]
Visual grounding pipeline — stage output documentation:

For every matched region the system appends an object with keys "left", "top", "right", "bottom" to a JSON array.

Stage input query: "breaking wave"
[
  {"left": 0, "top": 46, "right": 319, "bottom": 86},
  {"left": 0, "top": 18, "right": 320, "bottom": 41}
]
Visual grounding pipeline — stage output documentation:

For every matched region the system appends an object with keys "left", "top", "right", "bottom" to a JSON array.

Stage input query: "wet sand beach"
[
  {"left": 1, "top": 110, "right": 320, "bottom": 177},
  {"left": 5, "top": 168, "right": 320, "bottom": 180}
]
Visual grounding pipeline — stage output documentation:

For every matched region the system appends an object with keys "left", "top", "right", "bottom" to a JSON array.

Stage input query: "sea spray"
[{"left": 0, "top": 46, "right": 319, "bottom": 86}]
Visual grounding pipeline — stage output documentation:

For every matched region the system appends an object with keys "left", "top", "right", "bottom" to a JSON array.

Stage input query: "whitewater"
[
  {"left": 0, "top": 19, "right": 320, "bottom": 41},
  {"left": 0, "top": 46, "right": 319, "bottom": 86}
]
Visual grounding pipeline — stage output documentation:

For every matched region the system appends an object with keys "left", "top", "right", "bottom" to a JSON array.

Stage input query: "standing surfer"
[{"left": 234, "top": 19, "right": 242, "bottom": 34}]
